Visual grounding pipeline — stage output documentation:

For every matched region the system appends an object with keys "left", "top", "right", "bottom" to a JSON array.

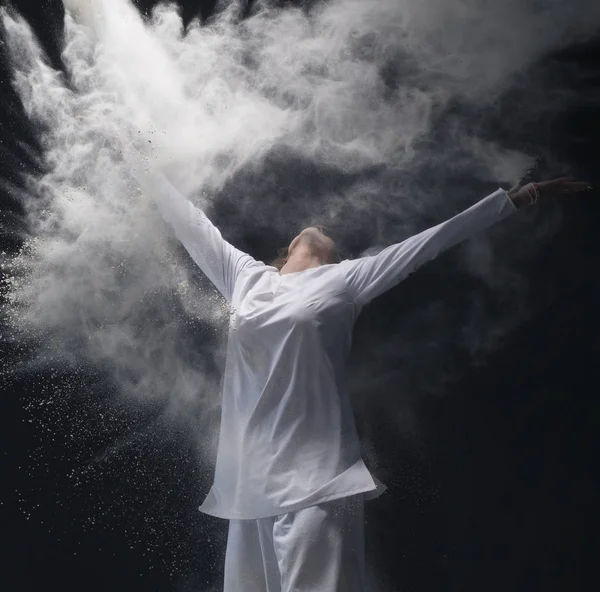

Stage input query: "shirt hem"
[{"left": 198, "top": 483, "right": 383, "bottom": 520}]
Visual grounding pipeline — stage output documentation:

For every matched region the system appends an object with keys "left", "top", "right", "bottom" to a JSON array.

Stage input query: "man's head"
[
  {"left": 287, "top": 226, "right": 338, "bottom": 265},
  {"left": 272, "top": 226, "right": 340, "bottom": 271}
]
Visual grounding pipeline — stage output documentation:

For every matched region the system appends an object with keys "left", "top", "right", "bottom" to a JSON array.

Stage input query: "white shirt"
[{"left": 133, "top": 159, "right": 517, "bottom": 519}]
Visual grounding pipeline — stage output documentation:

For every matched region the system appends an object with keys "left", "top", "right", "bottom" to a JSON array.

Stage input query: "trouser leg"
[
  {"left": 223, "top": 517, "right": 281, "bottom": 592},
  {"left": 272, "top": 495, "right": 366, "bottom": 592}
]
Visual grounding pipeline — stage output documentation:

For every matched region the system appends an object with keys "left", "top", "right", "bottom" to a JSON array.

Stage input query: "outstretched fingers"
[
  {"left": 561, "top": 181, "right": 594, "bottom": 193},
  {"left": 538, "top": 178, "right": 593, "bottom": 196}
]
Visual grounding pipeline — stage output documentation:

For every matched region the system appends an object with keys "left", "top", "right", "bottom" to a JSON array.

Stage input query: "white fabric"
[
  {"left": 223, "top": 494, "right": 365, "bottom": 592},
  {"left": 131, "top": 155, "right": 517, "bottom": 519}
]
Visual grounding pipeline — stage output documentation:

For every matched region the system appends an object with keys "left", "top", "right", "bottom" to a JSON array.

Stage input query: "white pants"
[{"left": 223, "top": 495, "right": 365, "bottom": 592}]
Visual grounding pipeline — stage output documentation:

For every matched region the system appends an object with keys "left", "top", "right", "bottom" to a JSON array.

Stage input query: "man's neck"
[{"left": 279, "top": 248, "right": 324, "bottom": 275}]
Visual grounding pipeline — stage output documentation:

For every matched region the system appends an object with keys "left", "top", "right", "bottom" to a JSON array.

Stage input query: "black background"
[{"left": 1, "top": 1, "right": 599, "bottom": 591}]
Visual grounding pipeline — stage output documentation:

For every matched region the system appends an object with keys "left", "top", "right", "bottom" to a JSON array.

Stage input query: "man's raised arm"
[{"left": 127, "top": 150, "right": 263, "bottom": 301}]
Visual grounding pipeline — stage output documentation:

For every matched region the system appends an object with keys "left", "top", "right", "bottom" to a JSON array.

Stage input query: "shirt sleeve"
[
  {"left": 128, "top": 151, "right": 262, "bottom": 301},
  {"left": 340, "top": 188, "right": 518, "bottom": 307}
]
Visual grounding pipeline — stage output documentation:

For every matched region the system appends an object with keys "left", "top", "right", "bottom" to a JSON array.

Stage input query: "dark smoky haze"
[{"left": 1, "top": 0, "right": 599, "bottom": 590}]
